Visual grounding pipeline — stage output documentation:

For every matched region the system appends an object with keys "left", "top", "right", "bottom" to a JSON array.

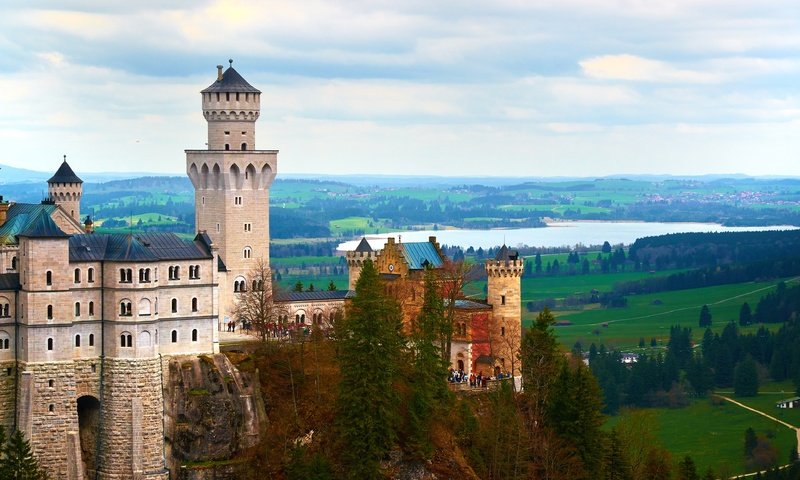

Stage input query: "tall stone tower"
[
  {"left": 345, "top": 238, "right": 379, "bottom": 289},
  {"left": 47, "top": 156, "right": 83, "bottom": 223},
  {"left": 485, "top": 245, "right": 523, "bottom": 374},
  {"left": 186, "top": 61, "right": 277, "bottom": 321}
]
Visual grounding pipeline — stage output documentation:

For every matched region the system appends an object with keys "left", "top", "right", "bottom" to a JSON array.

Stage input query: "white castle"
[{"left": 0, "top": 62, "right": 521, "bottom": 479}]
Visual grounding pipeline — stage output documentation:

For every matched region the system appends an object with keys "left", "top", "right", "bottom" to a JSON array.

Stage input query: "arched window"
[
  {"left": 171, "top": 298, "right": 178, "bottom": 313},
  {"left": 46, "top": 271, "right": 52, "bottom": 286},
  {"left": 75, "top": 302, "right": 81, "bottom": 317},
  {"left": 120, "top": 300, "right": 132, "bottom": 316},
  {"left": 75, "top": 334, "right": 81, "bottom": 347},
  {"left": 89, "top": 334, "right": 94, "bottom": 347},
  {"left": 241, "top": 143, "right": 247, "bottom": 151},
  {"left": 192, "top": 329, "right": 198, "bottom": 342},
  {"left": 174, "top": 266, "right": 180, "bottom": 279},
  {"left": 191, "top": 298, "right": 198, "bottom": 312},
  {"left": 74, "top": 268, "right": 81, "bottom": 283},
  {"left": 194, "top": 265, "right": 200, "bottom": 278},
  {"left": 252, "top": 280, "right": 257, "bottom": 291},
  {"left": 120, "top": 269, "right": 126, "bottom": 282},
  {"left": 47, "top": 305, "right": 53, "bottom": 320},
  {"left": 171, "top": 330, "right": 178, "bottom": 343},
  {"left": 139, "top": 298, "right": 152, "bottom": 316},
  {"left": 88, "top": 268, "right": 94, "bottom": 283},
  {"left": 224, "top": 144, "right": 230, "bottom": 151},
  {"left": 47, "top": 338, "right": 53, "bottom": 351},
  {"left": 120, "top": 333, "right": 132, "bottom": 348},
  {"left": 501, "top": 326, "right": 505, "bottom": 337},
  {"left": 0, "top": 303, "right": 9, "bottom": 318},
  {"left": 88, "top": 301, "right": 94, "bottom": 316},
  {"left": 10, "top": 257, "right": 16, "bottom": 270},
  {"left": 243, "top": 247, "right": 251, "bottom": 259}
]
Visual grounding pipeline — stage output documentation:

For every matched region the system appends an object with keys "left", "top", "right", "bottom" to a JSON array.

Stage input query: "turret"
[
  {"left": 345, "top": 237, "right": 379, "bottom": 289},
  {"left": 485, "top": 245, "right": 523, "bottom": 374},
  {"left": 200, "top": 59, "right": 261, "bottom": 151},
  {"left": 187, "top": 61, "right": 278, "bottom": 326},
  {"left": 47, "top": 156, "right": 83, "bottom": 223}
]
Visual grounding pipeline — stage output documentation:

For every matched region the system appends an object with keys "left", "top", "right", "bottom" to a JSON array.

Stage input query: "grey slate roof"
[
  {"left": 69, "top": 233, "right": 212, "bottom": 262},
  {"left": 494, "top": 244, "right": 519, "bottom": 262},
  {"left": 18, "top": 210, "right": 70, "bottom": 238},
  {"left": 400, "top": 242, "right": 443, "bottom": 270},
  {"left": 354, "top": 237, "right": 373, "bottom": 253},
  {"left": 451, "top": 299, "right": 491, "bottom": 310},
  {"left": 275, "top": 290, "right": 354, "bottom": 302},
  {"left": 47, "top": 160, "right": 83, "bottom": 184},
  {"left": 0, "top": 273, "right": 20, "bottom": 291},
  {"left": 201, "top": 66, "right": 261, "bottom": 94}
]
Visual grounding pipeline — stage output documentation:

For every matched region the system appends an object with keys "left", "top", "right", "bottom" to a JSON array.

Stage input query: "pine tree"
[
  {"left": 745, "top": 427, "right": 758, "bottom": 458},
  {"left": 603, "top": 429, "right": 633, "bottom": 480},
  {"left": 0, "top": 428, "right": 49, "bottom": 480},
  {"left": 406, "top": 268, "right": 450, "bottom": 460},
  {"left": 335, "top": 259, "right": 404, "bottom": 479},
  {"left": 676, "top": 455, "right": 699, "bottom": 480},
  {"left": 699, "top": 305, "right": 712, "bottom": 328},
  {"left": 739, "top": 302, "right": 753, "bottom": 327},
  {"left": 520, "top": 307, "right": 563, "bottom": 429},
  {"left": 734, "top": 356, "right": 759, "bottom": 397},
  {"left": 547, "top": 362, "right": 605, "bottom": 477}
]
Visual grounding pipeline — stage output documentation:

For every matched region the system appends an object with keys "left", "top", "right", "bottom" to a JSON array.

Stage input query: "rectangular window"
[
  {"left": 244, "top": 223, "right": 251, "bottom": 232},
  {"left": 216, "top": 223, "right": 220, "bottom": 233},
  {"left": 501, "top": 295, "right": 506, "bottom": 305}
]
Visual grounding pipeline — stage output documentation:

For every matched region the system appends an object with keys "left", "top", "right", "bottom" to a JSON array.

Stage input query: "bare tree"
[
  {"left": 231, "top": 259, "right": 288, "bottom": 342},
  {"left": 438, "top": 259, "right": 475, "bottom": 364}
]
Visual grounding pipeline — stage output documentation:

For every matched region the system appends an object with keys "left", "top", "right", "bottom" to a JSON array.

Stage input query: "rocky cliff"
[{"left": 163, "top": 354, "right": 267, "bottom": 479}]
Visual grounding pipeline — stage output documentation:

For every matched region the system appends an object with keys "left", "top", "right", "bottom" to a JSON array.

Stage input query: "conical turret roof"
[
  {"left": 494, "top": 244, "right": 519, "bottom": 261},
  {"left": 47, "top": 159, "right": 83, "bottom": 184},
  {"left": 201, "top": 64, "right": 261, "bottom": 94},
  {"left": 354, "top": 237, "right": 373, "bottom": 253}
]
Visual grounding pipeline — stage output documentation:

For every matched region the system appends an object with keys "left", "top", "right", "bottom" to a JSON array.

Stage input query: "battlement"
[{"left": 485, "top": 258, "right": 524, "bottom": 277}]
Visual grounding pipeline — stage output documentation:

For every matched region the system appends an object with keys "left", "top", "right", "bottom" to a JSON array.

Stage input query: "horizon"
[{"left": 1, "top": 2, "right": 798, "bottom": 177}]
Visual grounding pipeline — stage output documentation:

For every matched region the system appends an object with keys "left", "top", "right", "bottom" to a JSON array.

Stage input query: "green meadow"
[{"left": 608, "top": 386, "right": 799, "bottom": 476}]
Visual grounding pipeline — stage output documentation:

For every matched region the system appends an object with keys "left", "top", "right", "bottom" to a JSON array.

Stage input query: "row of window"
[
  {"left": 119, "top": 297, "right": 199, "bottom": 316},
  {"left": 40, "top": 329, "right": 202, "bottom": 351},
  {"left": 233, "top": 279, "right": 264, "bottom": 293},
  {"left": 44, "top": 265, "right": 203, "bottom": 286},
  {"left": 206, "top": 91, "right": 254, "bottom": 102},
  {"left": 42, "top": 297, "right": 200, "bottom": 320}
]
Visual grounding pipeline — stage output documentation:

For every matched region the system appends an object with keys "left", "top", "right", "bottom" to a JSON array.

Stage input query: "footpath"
[{"left": 715, "top": 394, "right": 800, "bottom": 479}]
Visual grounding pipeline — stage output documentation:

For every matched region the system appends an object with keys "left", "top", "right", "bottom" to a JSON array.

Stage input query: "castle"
[{"left": 0, "top": 62, "right": 520, "bottom": 479}]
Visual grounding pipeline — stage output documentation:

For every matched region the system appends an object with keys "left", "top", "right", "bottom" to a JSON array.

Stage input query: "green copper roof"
[
  {"left": 0, "top": 204, "right": 61, "bottom": 244},
  {"left": 18, "top": 210, "right": 70, "bottom": 238},
  {"left": 400, "top": 242, "right": 443, "bottom": 270}
]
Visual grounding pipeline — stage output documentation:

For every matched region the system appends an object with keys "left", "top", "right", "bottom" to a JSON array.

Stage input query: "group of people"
[
  {"left": 448, "top": 368, "right": 513, "bottom": 388},
  {"left": 225, "top": 320, "right": 252, "bottom": 332}
]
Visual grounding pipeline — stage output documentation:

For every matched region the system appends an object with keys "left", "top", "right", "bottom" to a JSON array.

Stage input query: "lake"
[{"left": 336, "top": 221, "right": 798, "bottom": 251}]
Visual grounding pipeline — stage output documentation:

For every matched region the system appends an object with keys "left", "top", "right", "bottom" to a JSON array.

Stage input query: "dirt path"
[{"left": 715, "top": 394, "right": 800, "bottom": 473}]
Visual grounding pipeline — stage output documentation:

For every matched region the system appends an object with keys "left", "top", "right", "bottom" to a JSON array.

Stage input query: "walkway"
[{"left": 714, "top": 394, "right": 800, "bottom": 478}]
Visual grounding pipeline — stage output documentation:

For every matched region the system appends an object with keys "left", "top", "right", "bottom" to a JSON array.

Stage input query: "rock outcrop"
[{"left": 163, "top": 354, "right": 267, "bottom": 479}]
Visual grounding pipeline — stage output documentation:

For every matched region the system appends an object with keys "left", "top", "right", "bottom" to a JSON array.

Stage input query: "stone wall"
[{"left": 96, "top": 357, "right": 168, "bottom": 480}]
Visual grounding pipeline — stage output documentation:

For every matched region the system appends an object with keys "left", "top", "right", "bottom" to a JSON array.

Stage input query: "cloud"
[{"left": 580, "top": 54, "right": 719, "bottom": 83}]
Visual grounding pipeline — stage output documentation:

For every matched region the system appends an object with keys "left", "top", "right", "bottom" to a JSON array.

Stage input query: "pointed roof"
[
  {"left": 494, "top": 244, "right": 519, "bottom": 262},
  {"left": 201, "top": 65, "right": 261, "bottom": 94},
  {"left": 48, "top": 159, "right": 83, "bottom": 184},
  {"left": 354, "top": 237, "right": 373, "bottom": 253},
  {"left": 18, "top": 210, "right": 70, "bottom": 238}
]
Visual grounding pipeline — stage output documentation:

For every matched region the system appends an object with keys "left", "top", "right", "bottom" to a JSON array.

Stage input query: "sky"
[{"left": 0, "top": 0, "right": 799, "bottom": 178}]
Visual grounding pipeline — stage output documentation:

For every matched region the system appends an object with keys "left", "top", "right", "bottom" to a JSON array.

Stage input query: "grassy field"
[
  {"left": 716, "top": 380, "right": 800, "bottom": 427},
  {"left": 608, "top": 389, "right": 798, "bottom": 476},
  {"left": 544, "top": 278, "right": 799, "bottom": 349},
  {"left": 271, "top": 256, "right": 345, "bottom": 267}
]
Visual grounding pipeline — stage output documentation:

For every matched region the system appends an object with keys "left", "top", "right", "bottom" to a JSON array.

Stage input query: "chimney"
[
  {"left": 217, "top": 65, "right": 224, "bottom": 81},
  {"left": 0, "top": 196, "right": 8, "bottom": 227}
]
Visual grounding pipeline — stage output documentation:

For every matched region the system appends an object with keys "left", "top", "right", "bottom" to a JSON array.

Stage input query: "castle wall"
[{"left": 486, "top": 258, "right": 523, "bottom": 375}]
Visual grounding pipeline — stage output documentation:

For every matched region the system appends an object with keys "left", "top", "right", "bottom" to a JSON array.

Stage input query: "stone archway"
[{"left": 77, "top": 395, "right": 101, "bottom": 477}]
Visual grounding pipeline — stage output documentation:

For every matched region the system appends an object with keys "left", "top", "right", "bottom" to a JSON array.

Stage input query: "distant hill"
[{"left": 0, "top": 163, "right": 173, "bottom": 185}]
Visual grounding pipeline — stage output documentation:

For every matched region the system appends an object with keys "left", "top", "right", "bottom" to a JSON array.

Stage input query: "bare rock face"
[{"left": 163, "top": 354, "right": 267, "bottom": 479}]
